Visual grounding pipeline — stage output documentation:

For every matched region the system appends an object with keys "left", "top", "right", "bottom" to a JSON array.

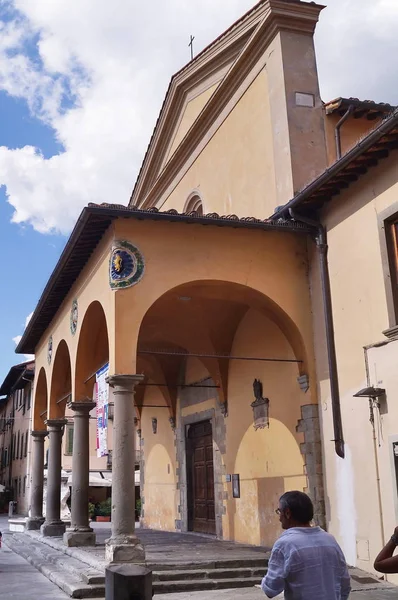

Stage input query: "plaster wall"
[
  {"left": 167, "top": 83, "right": 219, "bottom": 161},
  {"left": 32, "top": 228, "right": 116, "bottom": 425},
  {"left": 324, "top": 112, "right": 384, "bottom": 165},
  {"left": 160, "top": 67, "right": 277, "bottom": 218},
  {"left": 312, "top": 153, "right": 398, "bottom": 573}
]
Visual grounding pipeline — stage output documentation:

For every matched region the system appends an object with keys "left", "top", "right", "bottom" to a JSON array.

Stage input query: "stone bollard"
[{"left": 105, "top": 564, "right": 152, "bottom": 600}]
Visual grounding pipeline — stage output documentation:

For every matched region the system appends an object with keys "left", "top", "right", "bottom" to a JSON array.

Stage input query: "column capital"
[
  {"left": 45, "top": 418, "right": 68, "bottom": 432},
  {"left": 106, "top": 374, "right": 144, "bottom": 392},
  {"left": 31, "top": 430, "right": 48, "bottom": 439},
  {"left": 68, "top": 401, "right": 96, "bottom": 414}
]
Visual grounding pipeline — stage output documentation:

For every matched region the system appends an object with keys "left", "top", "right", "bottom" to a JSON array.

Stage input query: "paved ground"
[
  {"left": 0, "top": 544, "right": 69, "bottom": 599},
  {"left": 1, "top": 516, "right": 398, "bottom": 599}
]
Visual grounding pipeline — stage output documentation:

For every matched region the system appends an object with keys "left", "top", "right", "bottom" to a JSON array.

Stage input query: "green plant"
[
  {"left": 88, "top": 502, "right": 95, "bottom": 518},
  {"left": 135, "top": 498, "right": 142, "bottom": 515},
  {"left": 97, "top": 498, "right": 112, "bottom": 517}
]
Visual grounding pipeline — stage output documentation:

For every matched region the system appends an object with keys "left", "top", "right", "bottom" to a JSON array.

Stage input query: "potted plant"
[
  {"left": 96, "top": 498, "right": 111, "bottom": 522},
  {"left": 88, "top": 502, "right": 95, "bottom": 521},
  {"left": 135, "top": 498, "right": 141, "bottom": 521}
]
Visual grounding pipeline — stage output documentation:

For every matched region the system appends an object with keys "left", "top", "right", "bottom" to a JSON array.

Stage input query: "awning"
[{"left": 67, "top": 471, "right": 140, "bottom": 487}]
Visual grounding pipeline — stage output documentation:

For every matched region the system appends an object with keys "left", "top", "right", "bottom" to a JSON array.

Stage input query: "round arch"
[
  {"left": 33, "top": 367, "right": 48, "bottom": 430},
  {"left": 184, "top": 191, "right": 204, "bottom": 215},
  {"left": 49, "top": 339, "right": 72, "bottom": 419},
  {"left": 137, "top": 279, "right": 308, "bottom": 371},
  {"left": 75, "top": 301, "right": 109, "bottom": 401}
]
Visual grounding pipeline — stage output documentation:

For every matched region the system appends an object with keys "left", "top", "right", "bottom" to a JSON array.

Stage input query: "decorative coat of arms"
[
  {"left": 109, "top": 241, "right": 145, "bottom": 290},
  {"left": 70, "top": 299, "right": 78, "bottom": 335},
  {"left": 251, "top": 379, "right": 270, "bottom": 430},
  {"left": 47, "top": 336, "right": 53, "bottom": 365}
]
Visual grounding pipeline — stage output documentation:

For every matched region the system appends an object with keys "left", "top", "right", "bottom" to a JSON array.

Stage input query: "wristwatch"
[{"left": 390, "top": 533, "right": 398, "bottom": 545}]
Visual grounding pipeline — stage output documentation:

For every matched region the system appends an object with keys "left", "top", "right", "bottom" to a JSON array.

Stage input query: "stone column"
[
  {"left": 26, "top": 431, "right": 48, "bottom": 530},
  {"left": 40, "top": 419, "right": 68, "bottom": 537},
  {"left": 64, "top": 402, "right": 96, "bottom": 547},
  {"left": 105, "top": 374, "right": 145, "bottom": 563}
]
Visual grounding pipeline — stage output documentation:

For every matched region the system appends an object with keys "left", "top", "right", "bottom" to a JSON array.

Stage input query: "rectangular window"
[
  {"left": 4, "top": 448, "right": 8, "bottom": 467},
  {"left": 23, "top": 475, "right": 27, "bottom": 496},
  {"left": 14, "top": 478, "right": 17, "bottom": 497},
  {"left": 27, "top": 388, "right": 31, "bottom": 411},
  {"left": 17, "top": 432, "right": 20, "bottom": 460},
  {"left": 65, "top": 425, "right": 74, "bottom": 456},
  {"left": 18, "top": 477, "right": 21, "bottom": 497},
  {"left": 25, "top": 430, "right": 28, "bottom": 457},
  {"left": 12, "top": 434, "right": 15, "bottom": 460}
]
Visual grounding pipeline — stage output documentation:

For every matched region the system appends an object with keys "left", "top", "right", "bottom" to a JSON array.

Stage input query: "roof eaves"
[{"left": 16, "top": 203, "right": 314, "bottom": 355}]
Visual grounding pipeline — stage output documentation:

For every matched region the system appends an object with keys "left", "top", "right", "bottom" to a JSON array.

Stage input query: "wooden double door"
[{"left": 187, "top": 421, "right": 215, "bottom": 535}]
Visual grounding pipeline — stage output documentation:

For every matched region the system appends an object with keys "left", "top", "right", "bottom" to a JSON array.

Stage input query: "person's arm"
[
  {"left": 261, "top": 547, "right": 286, "bottom": 598},
  {"left": 374, "top": 528, "right": 398, "bottom": 574},
  {"left": 340, "top": 561, "right": 351, "bottom": 600}
]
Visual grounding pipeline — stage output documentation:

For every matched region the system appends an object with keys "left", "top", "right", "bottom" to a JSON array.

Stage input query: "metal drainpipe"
[
  {"left": 335, "top": 105, "right": 355, "bottom": 160},
  {"left": 289, "top": 209, "right": 345, "bottom": 458}
]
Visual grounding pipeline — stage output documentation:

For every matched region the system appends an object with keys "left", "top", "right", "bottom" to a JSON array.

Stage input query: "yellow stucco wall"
[
  {"left": 141, "top": 386, "right": 177, "bottom": 530},
  {"left": 313, "top": 154, "right": 398, "bottom": 573},
  {"left": 166, "top": 83, "right": 219, "bottom": 163},
  {"left": 160, "top": 67, "right": 277, "bottom": 218},
  {"left": 32, "top": 227, "right": 116, "bottom": 426},
  {"left": 223, "top": 309, "right": 306, "bottom": 547}
]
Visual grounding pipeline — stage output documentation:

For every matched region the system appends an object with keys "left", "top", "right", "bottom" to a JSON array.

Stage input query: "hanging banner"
[{"left": 96, "top": 362, "right": 109, "bottom": 458}]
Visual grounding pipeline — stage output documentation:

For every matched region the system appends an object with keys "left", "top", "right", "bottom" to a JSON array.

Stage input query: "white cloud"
[
  {"left": 12, "top": 311, "right": 34, "bottom": 360},
  {"left": 0, "top": 0, "right": 398, "bottom": 234}
]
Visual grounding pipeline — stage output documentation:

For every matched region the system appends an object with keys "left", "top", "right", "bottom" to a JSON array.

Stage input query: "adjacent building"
[{"left": 0, "top": 361, "right": 34, "bottom": 515}]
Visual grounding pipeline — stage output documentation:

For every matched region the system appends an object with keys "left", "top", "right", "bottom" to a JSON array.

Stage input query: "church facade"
[{"left": 16, "top": 0, "right": 398, "bottom": 579}]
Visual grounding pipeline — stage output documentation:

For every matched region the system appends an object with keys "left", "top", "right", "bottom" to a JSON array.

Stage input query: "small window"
[
  {"left": 25, "top": 430, "right": 28, "bottom": 457},
  {"left": 18, "top": 477, "right": 21, "bottom": 497},
  {"left": 65, "top": 424, "right": 74, "bottom": 456},
  {"left": 185, "top": 193, "right": 203, "bottom": 216},
  {"left": 23, "top": 476, "right": 27, "bottom": 496},
  {"left": 27, "top": 388, "right": 31, "bottom": 411},
  {"left": 17, "top": 432, "right": 20, "bottom": 460},
  {"left": 4, "top": 448, "right": 8, "bottom": 467}
]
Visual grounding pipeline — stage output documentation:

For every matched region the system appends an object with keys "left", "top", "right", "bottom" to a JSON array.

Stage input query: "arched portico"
[{"left": 134, "top": 279, "right": 322, "bottom": 542}]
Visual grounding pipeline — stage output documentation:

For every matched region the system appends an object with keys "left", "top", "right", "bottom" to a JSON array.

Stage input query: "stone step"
[
  {"left": 153, "top": 576, "right": 262, "bottom": 594},
  {"left": 3, "top": 533, "right": 105, "bottom": 599},
  {"left": 153, "top": 566, "right": 266, "bottom": 581},
  {"left": 148, "top": 557, "right": 268, "bottom": 571}
]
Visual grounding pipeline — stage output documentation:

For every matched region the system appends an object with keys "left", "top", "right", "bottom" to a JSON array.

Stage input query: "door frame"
[
  {"left": 186, "top": 419, "right": 215, "bottom": 534},
  {"left": 177, "top": 408, "right": 224, "bottom": 538}
]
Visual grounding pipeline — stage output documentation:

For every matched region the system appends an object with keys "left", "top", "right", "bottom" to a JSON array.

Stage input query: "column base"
[
  {"left": 105, "top": 534, "right": 145, "bottom": 564},
  {"left": 40, "top": 520, "right": 66, "bottom": 537},
  {"left": 63, "top": 528, "right": 96, "bottom": 547},
  {"left": 25, "top": 517, "right": 45, "bottom": 531}
]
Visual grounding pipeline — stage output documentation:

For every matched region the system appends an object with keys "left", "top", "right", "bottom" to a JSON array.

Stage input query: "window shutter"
[{"left": 25, "top": 430, "right": 28, "bottom": 457}]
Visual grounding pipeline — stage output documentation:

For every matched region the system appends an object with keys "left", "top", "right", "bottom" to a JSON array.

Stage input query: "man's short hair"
[{"left": 279, "top": 491, "right": 314, "bottom": 524}]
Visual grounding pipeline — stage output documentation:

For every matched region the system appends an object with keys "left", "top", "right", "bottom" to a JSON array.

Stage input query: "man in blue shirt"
[{"left": 261, "top": 491, "right": 351, "bottom": 600}]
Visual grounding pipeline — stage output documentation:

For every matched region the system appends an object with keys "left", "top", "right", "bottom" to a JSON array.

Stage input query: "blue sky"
[
  {"left": 1, "top": 0, "right": 398, "bottom": 384},
  {"left": 0, "top": 91, "right": 66, "bottom": 377}
]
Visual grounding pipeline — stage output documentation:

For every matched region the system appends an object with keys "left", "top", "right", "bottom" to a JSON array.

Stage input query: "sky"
[{"left": 0, "top": 0, "right": 398, "bottom": 382}]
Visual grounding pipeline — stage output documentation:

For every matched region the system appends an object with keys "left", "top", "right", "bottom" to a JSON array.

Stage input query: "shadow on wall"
[{"left": 228, "top": 419, "right": 306, "bottom": 547}]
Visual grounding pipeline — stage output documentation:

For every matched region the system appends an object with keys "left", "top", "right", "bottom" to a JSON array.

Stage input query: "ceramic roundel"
[
  {"left": 47, "top": 335, "right": 53, "bottom": 365},
  {"left": 70, "top": 299, "right": 78, "bottom": 335},
  {"left": 109, "top": 241, "right": 145, "bottom": 290}
]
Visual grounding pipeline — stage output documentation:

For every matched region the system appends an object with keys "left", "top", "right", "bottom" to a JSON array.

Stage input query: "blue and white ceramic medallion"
[{"left": 109, "top": 241, "right": 145, "bottom": 290}]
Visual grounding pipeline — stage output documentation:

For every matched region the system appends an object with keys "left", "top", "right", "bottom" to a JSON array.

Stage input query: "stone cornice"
[{"left": 135, "top": 0, "right": 324, "bottom": 210}]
